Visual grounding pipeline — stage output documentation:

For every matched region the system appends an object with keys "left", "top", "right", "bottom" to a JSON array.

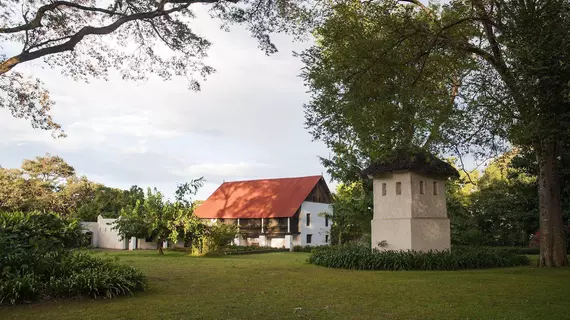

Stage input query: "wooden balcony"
[{"left": 219, "top": 217, "right": 299, "bottom": 237}]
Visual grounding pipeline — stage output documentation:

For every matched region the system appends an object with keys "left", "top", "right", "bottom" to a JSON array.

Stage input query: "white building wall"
[
  {"left": 96, "top": 216, "right": 128, "bottom": 250},
  {"left": 81, "top": 222, "right": 99, "bottom": 247},
  {"left": 410, "top": 172, "right": 448, "bottom": 218},
  {"left": 372, "top": 172, "right": 413, "bottom": 219},
  {"left": 137, "top": 239, "right": 157, "bottom": 250},
  {"left": 299, "top": 201, "right": 332, "bottom": 246},
  {"left": 270, "top": 237, "right": 285, "bottom": 248},
  {"left": 81, "top": 216, "right": 165, "bottom": 250}
]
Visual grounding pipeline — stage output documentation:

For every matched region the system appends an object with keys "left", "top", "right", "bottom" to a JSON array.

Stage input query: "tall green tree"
[
  {"left": 302, "top": 0, "right": 570, "bottom": 266},
  {"left": 21, "top": 153, "right": 75, "bottom": 191},
  {"left": 1, "top": 0, "right": 310, "bottom": 136},
  {"left": 1, "top": 154, "right": 102, "bottom": 216}
]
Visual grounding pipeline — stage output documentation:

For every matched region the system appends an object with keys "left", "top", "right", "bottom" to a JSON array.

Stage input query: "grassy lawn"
[{"left": 2, "top": 251, "right": 569, "bottom": 320}]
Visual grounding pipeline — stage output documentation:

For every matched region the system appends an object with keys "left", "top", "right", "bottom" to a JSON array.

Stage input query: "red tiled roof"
[{"left": 194, "top": 175, "right": 324, "bottom": 219}]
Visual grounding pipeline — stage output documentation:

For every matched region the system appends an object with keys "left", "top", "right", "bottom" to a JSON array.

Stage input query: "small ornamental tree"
[
  {"left": 112, "top": 188, "right": 168, "bottom": 254},
  {"left": 112, "top": 179, "right": 204, "bottom": 254}
]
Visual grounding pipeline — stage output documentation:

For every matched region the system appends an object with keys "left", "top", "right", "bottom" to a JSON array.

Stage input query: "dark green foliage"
[
  {"left": 77, "top": 185, "right": 146, "bottom": 221},
  {"left": 0, "top": 211, "right": 147, "bottom": 305},
  {"left": 453, "top": 246, "right": 569, "bottom": 256},
  {"left": 0, "top": 211, "right": 84, "bottom": 253},
  {"left": 0, "top": 250, "right": 147, "bottom": 305},
  {"left": 308, "top": 245, "right": 530, "bottom": 271},
  {"left": 292, "top": 245, "right": 326, "bottom": 252},
  {"left": 446, "top": 154, "right": 547, "bottom": 248},
  {"left": 210, "top": 245, "right": 289, "bottom": 256},
  {"left": 0, "top": 253, "right": 145, "bottom": 306},
  {"left": 329, "top": 182, "right": 373, "bottom": 245}
]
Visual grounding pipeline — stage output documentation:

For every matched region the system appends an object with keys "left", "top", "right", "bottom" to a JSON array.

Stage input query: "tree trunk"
[
  {"left": 157, "top": 241, "right": 164, "bottom": 255},
  {"left": 536, "top": 140, "right": 568, "bottom": 267}
]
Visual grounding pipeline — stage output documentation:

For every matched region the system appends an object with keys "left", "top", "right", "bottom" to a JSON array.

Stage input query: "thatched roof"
[{"left": 362, "top": 151, "right": 459, "bottom": 179}]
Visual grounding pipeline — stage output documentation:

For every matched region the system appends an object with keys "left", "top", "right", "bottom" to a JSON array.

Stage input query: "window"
[
  {"left": 306, "top": 234, "right": 312, "bottom": 244},
  {"left": 433, "top": 181, "right": 438, "bottom": 195},
  {"left": 396, "top": 182, "right": 402, "bottom": 195},
  {"left": 382, "top": 183, "right": 387, "bottom": 196},
  {"left": 325, "top": 235, "right": 329, "bottom": 243},
  {"left": 420, "top": 181, "right": 425, "bottom": 194},
  {"left": 306, "top": 213, "right": 311, "bottom": 226},
  {"left": 325, "top": 215, "right": 329, "bottom": 227}
]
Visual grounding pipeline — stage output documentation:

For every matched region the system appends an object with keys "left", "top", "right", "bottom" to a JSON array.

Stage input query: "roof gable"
[{"left": 194, "top": 175, "right": 326, "bottom": 219}]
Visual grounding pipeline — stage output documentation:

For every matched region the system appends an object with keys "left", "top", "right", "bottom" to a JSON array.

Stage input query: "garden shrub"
[
  {"left": 205, "top": 245, "right": 289, "bottom": 256},
  {"left": 453, "top": 245, "right": 542, "bottom": 255},
  {"left": 0, "top": 211, "right": 85, "bottom": 253},
  {"left": 0, "top": 211, "right": 147, "bottom": 305},
  {"left": 203, "top": 222, "right": 240, "bottom": 252},
  {"left": 308, "top": 244, "right": 530, "bottom": 270},
  {"left": 292, "top": 245, "right": 326, "bottom": 252},
  {"left": 0, "top": 250, "right": 147, "bottom": 305}
]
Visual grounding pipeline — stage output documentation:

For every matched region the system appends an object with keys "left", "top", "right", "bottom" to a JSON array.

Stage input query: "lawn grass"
[{"left": 1, "top": 250, "right": 569, "bottom": 320}]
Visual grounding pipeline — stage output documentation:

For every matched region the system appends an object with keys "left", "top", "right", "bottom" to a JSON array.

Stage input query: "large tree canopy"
[
  {"left": 302, "top": 0, "right": 570, "bottom": 266},
  {"left": 0, "top": 153, "right": 146, "bottom": 219},
  {"left": 0, "top": 0, "right": 310, "bottom": 136}
]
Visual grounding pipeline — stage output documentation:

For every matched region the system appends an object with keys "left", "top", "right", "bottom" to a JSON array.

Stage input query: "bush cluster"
[
  {"left": 292, "top": 245, "right": 327, "bottom": 252},
  {"left": 453, "top": 245, "right": 542, "bottom": 255},
  {"left": 308, "top": 244, "right": 530, "bottom": 271},
  {"left": 215, "top": 245, "right": 288, "bottom": 255},
  {"left": 0, "top": 211, "right": 147, "bottom": 305}
]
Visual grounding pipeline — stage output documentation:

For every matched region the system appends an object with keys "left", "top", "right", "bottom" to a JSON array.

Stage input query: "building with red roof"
[{"left": 194, "top": 175, "right": 333, "bottom": 248}]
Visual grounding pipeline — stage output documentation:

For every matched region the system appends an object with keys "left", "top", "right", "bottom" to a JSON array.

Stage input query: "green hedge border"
[{"left": 308, "top": 245, "right": 530, "bottom": 271}]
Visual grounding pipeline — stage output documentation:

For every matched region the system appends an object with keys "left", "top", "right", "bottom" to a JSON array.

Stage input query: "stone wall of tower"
[{"left": 371, "top": 171, "right": 450, "bottom": 252}]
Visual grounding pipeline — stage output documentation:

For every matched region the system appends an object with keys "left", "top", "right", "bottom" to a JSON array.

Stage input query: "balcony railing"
[{"left": 235, "top": 217, "right": 299, "bottom": 236}]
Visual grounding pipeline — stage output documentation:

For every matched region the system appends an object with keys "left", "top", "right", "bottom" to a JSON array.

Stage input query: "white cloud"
[{"left": 176, "top": 161, "right": 274, "bottom": 178}]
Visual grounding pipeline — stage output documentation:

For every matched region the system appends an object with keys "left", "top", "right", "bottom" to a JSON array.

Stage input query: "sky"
[{"left": 0, "top": 7, "right": 335, "bottom": 200}]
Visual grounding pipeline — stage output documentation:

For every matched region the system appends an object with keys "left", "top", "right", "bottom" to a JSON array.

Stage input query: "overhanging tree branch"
[
  {"left": 0, "top": 4, "right": 191, "bottom": 75},
  {"left": 0, "top": 1, "right": 125, "bottom": 34}
]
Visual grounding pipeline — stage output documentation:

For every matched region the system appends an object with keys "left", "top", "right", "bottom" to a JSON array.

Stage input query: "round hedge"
[{"left": 307, "top": 245, "right": 530, "bottom": 270}]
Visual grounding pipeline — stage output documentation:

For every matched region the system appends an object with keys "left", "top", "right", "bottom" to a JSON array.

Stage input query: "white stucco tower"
[{"left": 364, "top": 152, "right": 458, "bottom": 252}]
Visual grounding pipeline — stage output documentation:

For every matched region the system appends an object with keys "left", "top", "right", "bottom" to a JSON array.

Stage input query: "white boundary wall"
[{"left": 81, "top": 215, "right": 168, "bottom": 250}]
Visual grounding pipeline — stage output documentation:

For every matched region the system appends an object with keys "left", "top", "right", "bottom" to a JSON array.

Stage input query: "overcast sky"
[{"left": 0, "top": 7, "right": 335, "bottom": 200}]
